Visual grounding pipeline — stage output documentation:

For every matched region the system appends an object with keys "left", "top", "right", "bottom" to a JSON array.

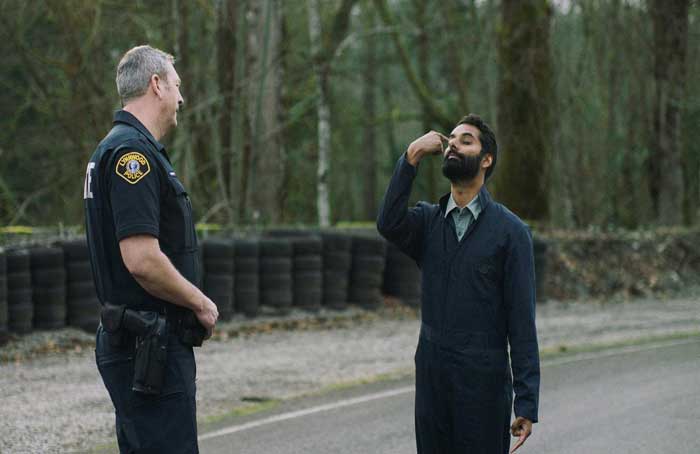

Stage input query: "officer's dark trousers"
[
  {"left": 95, "top": 325, "right": 199, "bottom": 454},
  {"left": 414, "top": 329, "right": 512, "bottom": 454}
]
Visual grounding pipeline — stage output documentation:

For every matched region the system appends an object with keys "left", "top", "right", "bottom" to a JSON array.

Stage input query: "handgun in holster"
[{"left": 101, "top": 303, "right": 168, "bottom": 395}]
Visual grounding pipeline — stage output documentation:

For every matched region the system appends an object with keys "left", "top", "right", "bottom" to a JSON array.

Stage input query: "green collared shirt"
[{"left": 444, "top": 192, "right": 482, "bottom": 241}]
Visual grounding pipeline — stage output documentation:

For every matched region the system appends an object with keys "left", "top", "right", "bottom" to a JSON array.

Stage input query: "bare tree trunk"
[
  {"left": 496, "top": 0, "right": 553, "bottom": 221},
  {"left": 308, "top": 0, "right": 331, "bottom": 227},
  {"left": 362, "top": 4, "right": 378, "bottom": 221},
  {"left": 239, "top": 0, "right": 258, "bottom": 223},
  {"left": 412, "top": 0, "right": 438, "bottom": 200},
  {"left": 307, "top": 0, "right": 358, "bottom": 227},
  {"left": 248, "top": 0, "right": 284, "bottom": 225},
  {"left": 649, "top": 0, "right": 688, "bottom": 225},
  {"left": 274, "top": 0, "right": 289, "bottom": 222},
  {"left": 217, "top": 0, "right": 238, "bottom": 223}
]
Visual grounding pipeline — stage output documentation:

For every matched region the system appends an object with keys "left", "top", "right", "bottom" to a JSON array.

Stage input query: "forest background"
[{"left": 1, "top": 0, "right": 698, "bottom": 231}]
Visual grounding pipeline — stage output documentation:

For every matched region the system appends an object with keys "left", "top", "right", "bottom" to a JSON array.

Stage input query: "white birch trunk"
[{"left": 308, "top": 0, "right": 331, "bottom": 227}]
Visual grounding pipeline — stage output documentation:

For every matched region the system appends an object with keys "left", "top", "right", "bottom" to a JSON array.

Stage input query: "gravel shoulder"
[{"left": 1, "top": 297, "right": 698, "bottom": 454}]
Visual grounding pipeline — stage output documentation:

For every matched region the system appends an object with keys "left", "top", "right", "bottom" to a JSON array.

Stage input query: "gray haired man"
[{"left": 84, "top": 45, "right": 218, "bottom": 453}]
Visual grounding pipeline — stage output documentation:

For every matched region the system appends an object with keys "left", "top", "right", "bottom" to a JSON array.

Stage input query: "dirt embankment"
[{"left": 539, "top": 228, "right": 700, "bottom": 301}]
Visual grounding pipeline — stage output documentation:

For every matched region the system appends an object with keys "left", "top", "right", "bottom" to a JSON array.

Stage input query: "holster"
[{"left": 100, "top": 303, "right": 169, "bottom": 395}]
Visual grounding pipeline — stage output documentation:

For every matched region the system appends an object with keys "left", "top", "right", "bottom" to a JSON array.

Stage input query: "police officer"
[
  {"left": 377, "top": 114, "right": 540, "bottom": 454},
  {"left": 84, "top": 45, "right": 218, "bottom": 453}
]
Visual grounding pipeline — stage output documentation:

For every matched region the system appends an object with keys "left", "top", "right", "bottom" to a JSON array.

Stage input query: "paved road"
[{"left": 199, "top": 339, "right": 700, "bottom": 454}]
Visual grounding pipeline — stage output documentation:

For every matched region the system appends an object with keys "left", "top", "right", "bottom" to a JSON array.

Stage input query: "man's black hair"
[{"left": 456, "top": 114, "right": 498, "bottom": 181}]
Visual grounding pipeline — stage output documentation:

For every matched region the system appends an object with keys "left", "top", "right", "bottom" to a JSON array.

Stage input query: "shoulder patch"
[{"left": 115, "top": 151, "right": 151, "bottom": 184}]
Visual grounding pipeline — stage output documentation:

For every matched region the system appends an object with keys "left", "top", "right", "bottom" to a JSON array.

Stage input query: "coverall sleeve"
[
  {"left": 108, "top": 145, "right": 162, "bottom": 241},
  {"left": 376, "top": 153, "right": 427, "bottom": 263},
  {"left": 505, "top": 225, "right": 540, "bottom": 423}
]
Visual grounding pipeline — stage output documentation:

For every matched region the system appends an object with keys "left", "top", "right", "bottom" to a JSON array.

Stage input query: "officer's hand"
[
  {"left": 510, "top": 416, "right": 533, "bottom": 453},
  {"left": 195, "top": 296, "right": 219, "bottom": 332},
  {"left": 406, "top": 130, "right": 448, "bottom": 167}
]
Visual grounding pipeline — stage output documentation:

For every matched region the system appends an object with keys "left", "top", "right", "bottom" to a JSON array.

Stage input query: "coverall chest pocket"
[
  {"left": 168, "top": 176, "right": 194, "bottom": 250},
  {"left": 469, "top": 250, "right": 504, "bottom": 303}
]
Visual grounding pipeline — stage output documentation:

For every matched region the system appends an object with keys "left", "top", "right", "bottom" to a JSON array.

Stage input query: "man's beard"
[{"left": 441, "top": 151, "right": 483, "bottom": 183}]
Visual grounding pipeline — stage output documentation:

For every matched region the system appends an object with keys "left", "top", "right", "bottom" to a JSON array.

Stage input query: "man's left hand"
[{"left": 510, "top": 416, "right": 533, "bottom": 453}]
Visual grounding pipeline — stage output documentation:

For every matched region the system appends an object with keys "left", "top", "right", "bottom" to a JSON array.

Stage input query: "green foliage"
[{"left": 0, "top": 0, "right": 698, "bottom": 228}]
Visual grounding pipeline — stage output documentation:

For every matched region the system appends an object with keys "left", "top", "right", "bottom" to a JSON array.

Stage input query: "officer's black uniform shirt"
[{"left": 84, "top": 110, "right": 199, "bottom": 315}]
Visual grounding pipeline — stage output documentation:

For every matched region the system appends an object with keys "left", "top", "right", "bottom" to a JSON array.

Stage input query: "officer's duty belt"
[{"left": 419, "top": 322, "right": 506, "bottom": 350}]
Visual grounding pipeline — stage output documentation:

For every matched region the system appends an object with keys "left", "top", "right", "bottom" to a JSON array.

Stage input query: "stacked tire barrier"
[
  {"left": 291, "top": 236, "right": 323, "bottom": 311},
  {"left": 382, "top": 243, "right": 421, "bottom": 307},
  {"left": 320, "top": 232, "right": 352, "bottom": 310},
  {"left": 349, "top": 235, "right": 387, "bottom": 309},
  {"left": 533, "top": 236, "right": 547, "bottom": 302},
  {"left": 6, "top": 250, "right": 33, "bottom": 333},
  {"left": 202, "top": 239, "right": 235, "bottom": 320},
  {"left": 259, "top": 238, "right": 293, "bottom": 315},
  {"left": 234, "top": 238, "right": 260, "bottom": 317},
  {"left": 0, "top": 250, "right": 7, "bottom": 337},
  {"left": 30, "top": 247, "right": 66, "bottom": 330},
  {"left": 62, "top": 239, "right": 100, "bottom": 331}
]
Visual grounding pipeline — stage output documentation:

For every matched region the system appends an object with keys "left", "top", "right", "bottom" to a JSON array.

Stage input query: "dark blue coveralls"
[
  {"left": 84, "top": 110, "right": 201, "bottom": 453},
  {"left": 377, "top": 154, "right": 540, "bottom": 454}
]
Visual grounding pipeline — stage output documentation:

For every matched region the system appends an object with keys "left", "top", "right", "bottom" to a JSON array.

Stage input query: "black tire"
[
  {"left": 295, "top": 270, "right": 323, "bottom": 286},
  {"left": 202, "top": 239, "right": 235, "bottom": 259},
  {"left": 352, "top": 236, "right": 387, "bottom": 256},
  {"left": 351, "top": 271, "right": 383, "bottom": 288},
  {"left": 0, "top": 276, "right": 7, "bottom": 303},
  {"left": 323, "top": 252, "right": 352, "bottom": 270},
  {"left": 235, "top": 289, "right": 260, "bottom": 317},
  {"left": 320, "top": 232, "right": 352, "bottom": 252},
  {"left": 259, "top": 238, "right": 292, "bottom": 256},
  {"left": 204, "top": 274, "right": 234, "bottom": 295},
  {"left": 8, "top": 300, "right": 33, "bottom": 333},
  {"left": 204, "top": 257, "right": 235, "bottom": 275},
  {"left": 61, "top": 238, "right": 90, "bottom": 261},
  {"left": 233, "top": 239, "right": 259, "bottom": 257},
  {"left": 350, "top": 287, "right": 383, "bottom": 308},
  {"left": 235, "top": 273, "right": 259, "bottom": 289},
  {"left": 0, "top": 251, "right": 6, "bottom": 274},
  {"left": 292, "top": 237, "right": 322, "bottom": 255},
  {"left": 6, "top": 249, "right": 30, "bottom": 271},
  {"left": 294, "top": 255, "right": 322, "bottom": 271},
  {"left": 214, "top": 295, "right": 235, "bottom": 321},
  {"left": 34, "top": 285, "right": 66, "bottom": 302},
  {"left": 261, "top": 289, "right": 292, "bottom": 307},
  {"left": 323, "top": 298, "right": 348, "bottom": 310},
  {"left": 33, "top": 286, "right": 67, "bottom": 330},
  {"left": 66, "top": 261, "right": 93, "bottom": 281},
  {"left": 265, "top": 228, "right": 314, "bottom": 238},
  {"left": 32, "top": 268, "right": 67, "bottom": 286},
  {"left": 0, "top": 275, "right": 7, "bottom": 329},
  {"left": 8, "top": 271, "right": 31, "bottom": 290},
  {"left": 352, "top": 256, "right": 386, "bottom": 273},
  {"left": 262, "top": 273, "right": 292, "bottom": 289},
  {"left": 30, "top": 247, "right": 64, "bottom": 269},
  {"left": 324, "top": 270, "right": 349, "bottom": 285},
  {"left": 261, "top": 257, "right": 292, "bottom": 274},
  {"left": 235, "top": 257, "right": 259, "bottom": 273},
  {"left": 294, "top": 291, "right": 322, "bottom": 309},
  {"left": 67, "top": 297, "right": 101, "bottom": 332},
  {"left": 67, "top": 281, "right": 97, "bottom": 299}
]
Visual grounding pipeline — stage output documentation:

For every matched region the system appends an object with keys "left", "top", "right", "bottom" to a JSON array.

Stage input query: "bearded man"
[{"left": 377, "top": 114, "right": 540, "bottom": 454}]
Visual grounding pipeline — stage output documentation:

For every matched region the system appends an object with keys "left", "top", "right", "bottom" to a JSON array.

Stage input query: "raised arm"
[{"left": 376, "top": 131, "right": 446, "bottom": 261}]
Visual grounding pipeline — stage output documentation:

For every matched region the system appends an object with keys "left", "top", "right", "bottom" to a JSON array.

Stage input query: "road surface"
[{"left": 199, "top": 338, "right": 700, "bottom": 454}]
